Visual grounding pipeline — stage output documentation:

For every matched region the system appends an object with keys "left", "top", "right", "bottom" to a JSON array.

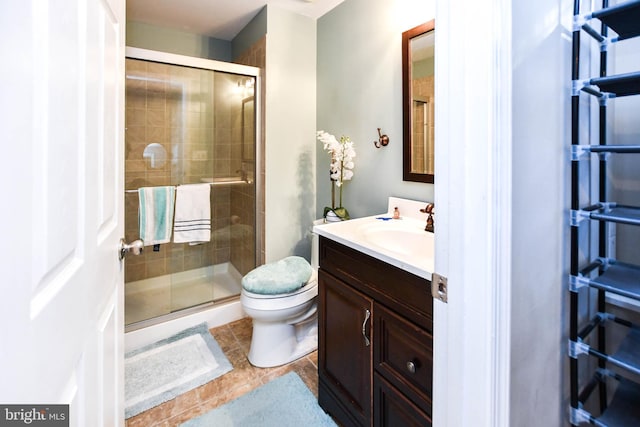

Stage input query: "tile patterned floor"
[{"left": 125, "top": 317, "right": 319, "bottom": 427}]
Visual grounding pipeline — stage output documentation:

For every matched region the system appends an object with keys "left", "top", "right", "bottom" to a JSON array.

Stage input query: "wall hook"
[{"left": 373, "top": 128, "right": 390, "bottom": 148}]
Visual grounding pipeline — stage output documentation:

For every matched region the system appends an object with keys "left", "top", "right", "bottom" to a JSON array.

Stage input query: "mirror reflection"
[
  {"left": 143, "top": 142, "right": 168, "bottom": 169},
  {"left": 403, "top": 21, "right": 435, "bottom": 183}
]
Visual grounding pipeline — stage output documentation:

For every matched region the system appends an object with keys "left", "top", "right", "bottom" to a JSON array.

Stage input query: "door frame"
[{"left": 433, "top": 0, "right": 512, "bottom": 425}]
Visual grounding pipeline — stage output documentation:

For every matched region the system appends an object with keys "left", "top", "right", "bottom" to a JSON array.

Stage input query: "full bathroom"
[{"left": 121, "top": 0, "right": 435, "bottom": 425}]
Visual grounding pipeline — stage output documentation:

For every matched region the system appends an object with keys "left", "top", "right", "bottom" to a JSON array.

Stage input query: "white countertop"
[{"left": 313, "top": 199, "right": 434, "bottom": 280}]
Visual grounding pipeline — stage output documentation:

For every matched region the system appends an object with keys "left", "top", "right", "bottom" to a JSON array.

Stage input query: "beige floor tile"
[{"left": 125, "top": 318, "right": 319, "bottom": 426}]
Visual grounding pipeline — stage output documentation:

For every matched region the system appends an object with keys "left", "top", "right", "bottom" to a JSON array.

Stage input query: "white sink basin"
[
  {"left": 359, "top": 222, "right": 433, "bottom": 259},
  {"left": 313, "top": 214, "right": 434, "bottom": 280}
]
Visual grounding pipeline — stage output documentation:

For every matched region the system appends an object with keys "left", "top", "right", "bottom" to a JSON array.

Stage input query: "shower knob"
[{"left": 118, "top": 238, "right": 144, "bottom": 260}]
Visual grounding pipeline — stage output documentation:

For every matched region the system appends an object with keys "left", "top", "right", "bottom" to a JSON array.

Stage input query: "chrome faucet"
[{"left": 420, "top": 203, "right": 434, "bottom": 233}]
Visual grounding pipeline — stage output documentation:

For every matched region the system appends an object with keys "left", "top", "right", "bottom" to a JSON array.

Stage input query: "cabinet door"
[{"left": 319, "top": 270, "right": 373, "bottom": 427}]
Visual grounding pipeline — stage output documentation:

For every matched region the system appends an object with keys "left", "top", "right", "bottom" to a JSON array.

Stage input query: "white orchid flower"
[{"left": 317, "top": 130, "right": 356, "bottom": 211}]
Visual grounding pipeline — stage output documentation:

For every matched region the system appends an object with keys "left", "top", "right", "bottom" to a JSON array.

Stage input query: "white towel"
[
  {"left": 173, "top": 184, "right": 211, "bottom": 244},
  {"left": 138, "top": 186, "right": 175, "bottom": 246}
]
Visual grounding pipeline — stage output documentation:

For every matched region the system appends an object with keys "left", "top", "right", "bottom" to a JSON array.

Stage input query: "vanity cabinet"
[{"left": 318, "top": 236, "right": 433, "bottom": 427}]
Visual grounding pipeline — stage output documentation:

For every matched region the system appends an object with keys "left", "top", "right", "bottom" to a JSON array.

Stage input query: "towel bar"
[{"left": 125, "top": 179, "right": 247, "bottom": 193}]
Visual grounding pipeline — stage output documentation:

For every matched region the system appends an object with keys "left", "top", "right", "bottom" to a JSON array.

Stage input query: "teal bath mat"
[
  {"left": 180, "top": 372, "right": 337, "bottom": 427},
  {"left": 125, "top": 323, "right": 232, "bottom": 419}
]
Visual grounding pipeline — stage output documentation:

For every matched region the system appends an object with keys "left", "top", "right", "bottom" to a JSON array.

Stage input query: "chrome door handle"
[
  {"left": 362, "top": 309, "right": 371, "bottom": 347},
  {"left": 119, "top": 238, "right": 144, "bottom": 260}
]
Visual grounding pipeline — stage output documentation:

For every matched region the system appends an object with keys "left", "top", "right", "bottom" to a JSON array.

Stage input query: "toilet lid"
[
  {"left": 242, "top": 274, "right": 318, "bottom": 300},
  {"left": 241, "top": 256, "right": 313, "bottom": 295}
]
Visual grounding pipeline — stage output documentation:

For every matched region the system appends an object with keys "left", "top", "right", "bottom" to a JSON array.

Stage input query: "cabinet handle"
[
  {"left": 406, "top": 361, "right": 416, "bottom": 374},
  {"left": 362, "top": 309, "right": 371, "bottom": 347}
]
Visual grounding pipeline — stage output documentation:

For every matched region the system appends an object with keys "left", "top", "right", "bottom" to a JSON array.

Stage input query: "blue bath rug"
[
  {"left": 125, "top": 323, "right": 232, "bottom": 419},
  {"left": 180, "top": 372, "right": 337, "bottom": 427}
]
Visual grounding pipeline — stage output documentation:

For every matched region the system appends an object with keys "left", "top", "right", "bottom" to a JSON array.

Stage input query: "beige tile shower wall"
[
  {"left": 412, "top": 75, "right": 434, "bottom": 174},
  {"left": 213, "top": 68, "right": 256, "bottom": 277},
  {"left": 229, "top": 182, "right": 257, "bottom": 275},
  {"left": 124, "top": 58, "right": 230, "bottom": 282},
  {"left": 235, "top": 36, "right": 266, "bottom": 267}
]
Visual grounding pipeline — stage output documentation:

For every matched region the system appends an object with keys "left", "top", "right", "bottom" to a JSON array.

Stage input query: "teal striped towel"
[{"left": 138, "top": 186, "right": 176, "bottom": 246}]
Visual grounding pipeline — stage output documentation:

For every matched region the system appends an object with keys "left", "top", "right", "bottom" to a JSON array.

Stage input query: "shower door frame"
[{"left": 124, "top": 47, "right": 262, "bottom": 322}]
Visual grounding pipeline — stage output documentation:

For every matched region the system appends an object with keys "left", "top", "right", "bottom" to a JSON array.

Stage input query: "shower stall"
[{"left": 123, "top": 48, "right": 260, "bottom": 331}]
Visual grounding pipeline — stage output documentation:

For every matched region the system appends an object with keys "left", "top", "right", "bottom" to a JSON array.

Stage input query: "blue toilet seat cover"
[{"left": 241, "top": 256, "right": 313, "bottom": 295}]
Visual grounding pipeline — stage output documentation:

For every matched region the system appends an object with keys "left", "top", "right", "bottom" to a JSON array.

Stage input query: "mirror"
[
  {"left": 143, "top": 142, "right": 168, "bottom": 169},
  {"left": 403, "top": 21, "right": 435, "bottom": 183}
]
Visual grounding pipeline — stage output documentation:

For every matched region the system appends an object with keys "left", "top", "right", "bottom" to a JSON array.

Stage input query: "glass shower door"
[{"left": 124, "top": 55, "right": 257, "bottom": 327}]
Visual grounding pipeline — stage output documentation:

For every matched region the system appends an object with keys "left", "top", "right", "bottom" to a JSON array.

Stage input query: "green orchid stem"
[
  {"left": 331, "top": 176, "right": 336, "bottom": 209},
  {"left": 339, "top": 159, "right": 344, "bottom": 208}
]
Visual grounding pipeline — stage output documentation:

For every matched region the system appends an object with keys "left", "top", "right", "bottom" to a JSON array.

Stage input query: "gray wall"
[
  {"left": 509, "top": 1, "right": 568, "bottom": 424},
  {"left": 316, "top": 0, "right": 434, "bottom": 219},
  {"left": 232, "top": 6, "right": 267, "bottom": 61},
  {"left": 126, "top": 21, "right": 231, "bottom": 61},
  {"left": 264, "top": 6, "right": 317, "bottom": 262}
]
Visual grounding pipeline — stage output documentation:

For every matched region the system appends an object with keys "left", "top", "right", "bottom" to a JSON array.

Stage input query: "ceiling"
[{"left": 127, "top": 0, "right": 345, "bottom": 41}]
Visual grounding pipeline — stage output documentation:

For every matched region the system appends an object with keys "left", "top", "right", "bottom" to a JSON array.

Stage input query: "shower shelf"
[
  {"left": 597, "top": 377, "right": 640, "bottom": 425},
  {"left": 612, "top": 327, "right": 640, "bottom": 373},
  {"left": 573, "top": 204, "right": 640, "bottom": 226},
  {"left": 589, "top": 0, "right": 640, "bottom": 41},
  {"left": 572, "top": 324, "right": 640, "bottom": 377},
  {"left": 569, "top": 0, "right": 640, "bottom": 425},
  {"left": 572, "top": 145, "right": 640, "bottom": 157},
  {"left": 583, "top": 71, "right": 640, "bottom": 98},
  {"left": 573, "top": 261, "right": 640, "bottom": 301}
]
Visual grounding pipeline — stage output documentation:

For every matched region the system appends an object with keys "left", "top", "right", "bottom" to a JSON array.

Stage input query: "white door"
[{"left": 0, "top": 0, "right": 126, "bottom": 426}]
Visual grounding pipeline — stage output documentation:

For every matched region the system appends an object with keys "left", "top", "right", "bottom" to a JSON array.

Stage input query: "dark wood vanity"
[{"left": 318, "top": 236, "right": 433, "bottom": 427}]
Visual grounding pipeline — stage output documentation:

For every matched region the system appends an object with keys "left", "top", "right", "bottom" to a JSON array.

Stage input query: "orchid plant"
[{"left": 317, "top": 130, "right": 356, "bottom": 221}]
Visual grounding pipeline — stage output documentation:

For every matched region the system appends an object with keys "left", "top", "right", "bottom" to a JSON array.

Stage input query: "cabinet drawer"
[
  {"left": 374, "top": 303, "right": 432, "bottom": 412},
  {"left": 319, "top": 236, "right": 432, "bottom": 330},
  {"left": 374, "top": 373, "right": 432, "bottom": 427}
]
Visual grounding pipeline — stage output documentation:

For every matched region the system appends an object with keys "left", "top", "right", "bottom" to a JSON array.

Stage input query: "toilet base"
[{"left": 247, "top": 315, "right": 318, "bottom": 368}]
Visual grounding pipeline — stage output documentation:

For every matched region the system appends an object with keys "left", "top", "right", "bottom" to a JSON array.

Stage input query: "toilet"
[{"left": 240, "top": 229, "right": 321, "bottom": 368}]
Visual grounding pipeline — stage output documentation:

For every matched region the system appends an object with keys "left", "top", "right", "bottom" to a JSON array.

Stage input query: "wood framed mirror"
[{"left": 403, "top": 21, "right": 435, "bottom": 183}]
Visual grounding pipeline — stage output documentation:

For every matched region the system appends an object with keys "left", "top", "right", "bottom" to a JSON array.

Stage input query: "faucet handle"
[
  {"left": 421, "top": 203, "right": 435, "bottom": 233},
  {"left": 420, "top": 203, "right": 434, "bottom": 214}
]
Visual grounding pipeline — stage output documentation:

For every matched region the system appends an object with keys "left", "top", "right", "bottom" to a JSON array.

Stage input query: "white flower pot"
[{"left": 324, "top": 210, "right": 342, "bottom": 222}]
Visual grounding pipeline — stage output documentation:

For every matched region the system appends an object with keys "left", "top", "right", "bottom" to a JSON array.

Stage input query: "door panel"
[{"left": 0, "top": 0, "right": 125, "bottom": 425}]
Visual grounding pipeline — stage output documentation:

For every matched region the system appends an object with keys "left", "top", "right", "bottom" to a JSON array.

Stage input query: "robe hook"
[{"left": 373, "top": 128, "right": 390, "bottom": 148}]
